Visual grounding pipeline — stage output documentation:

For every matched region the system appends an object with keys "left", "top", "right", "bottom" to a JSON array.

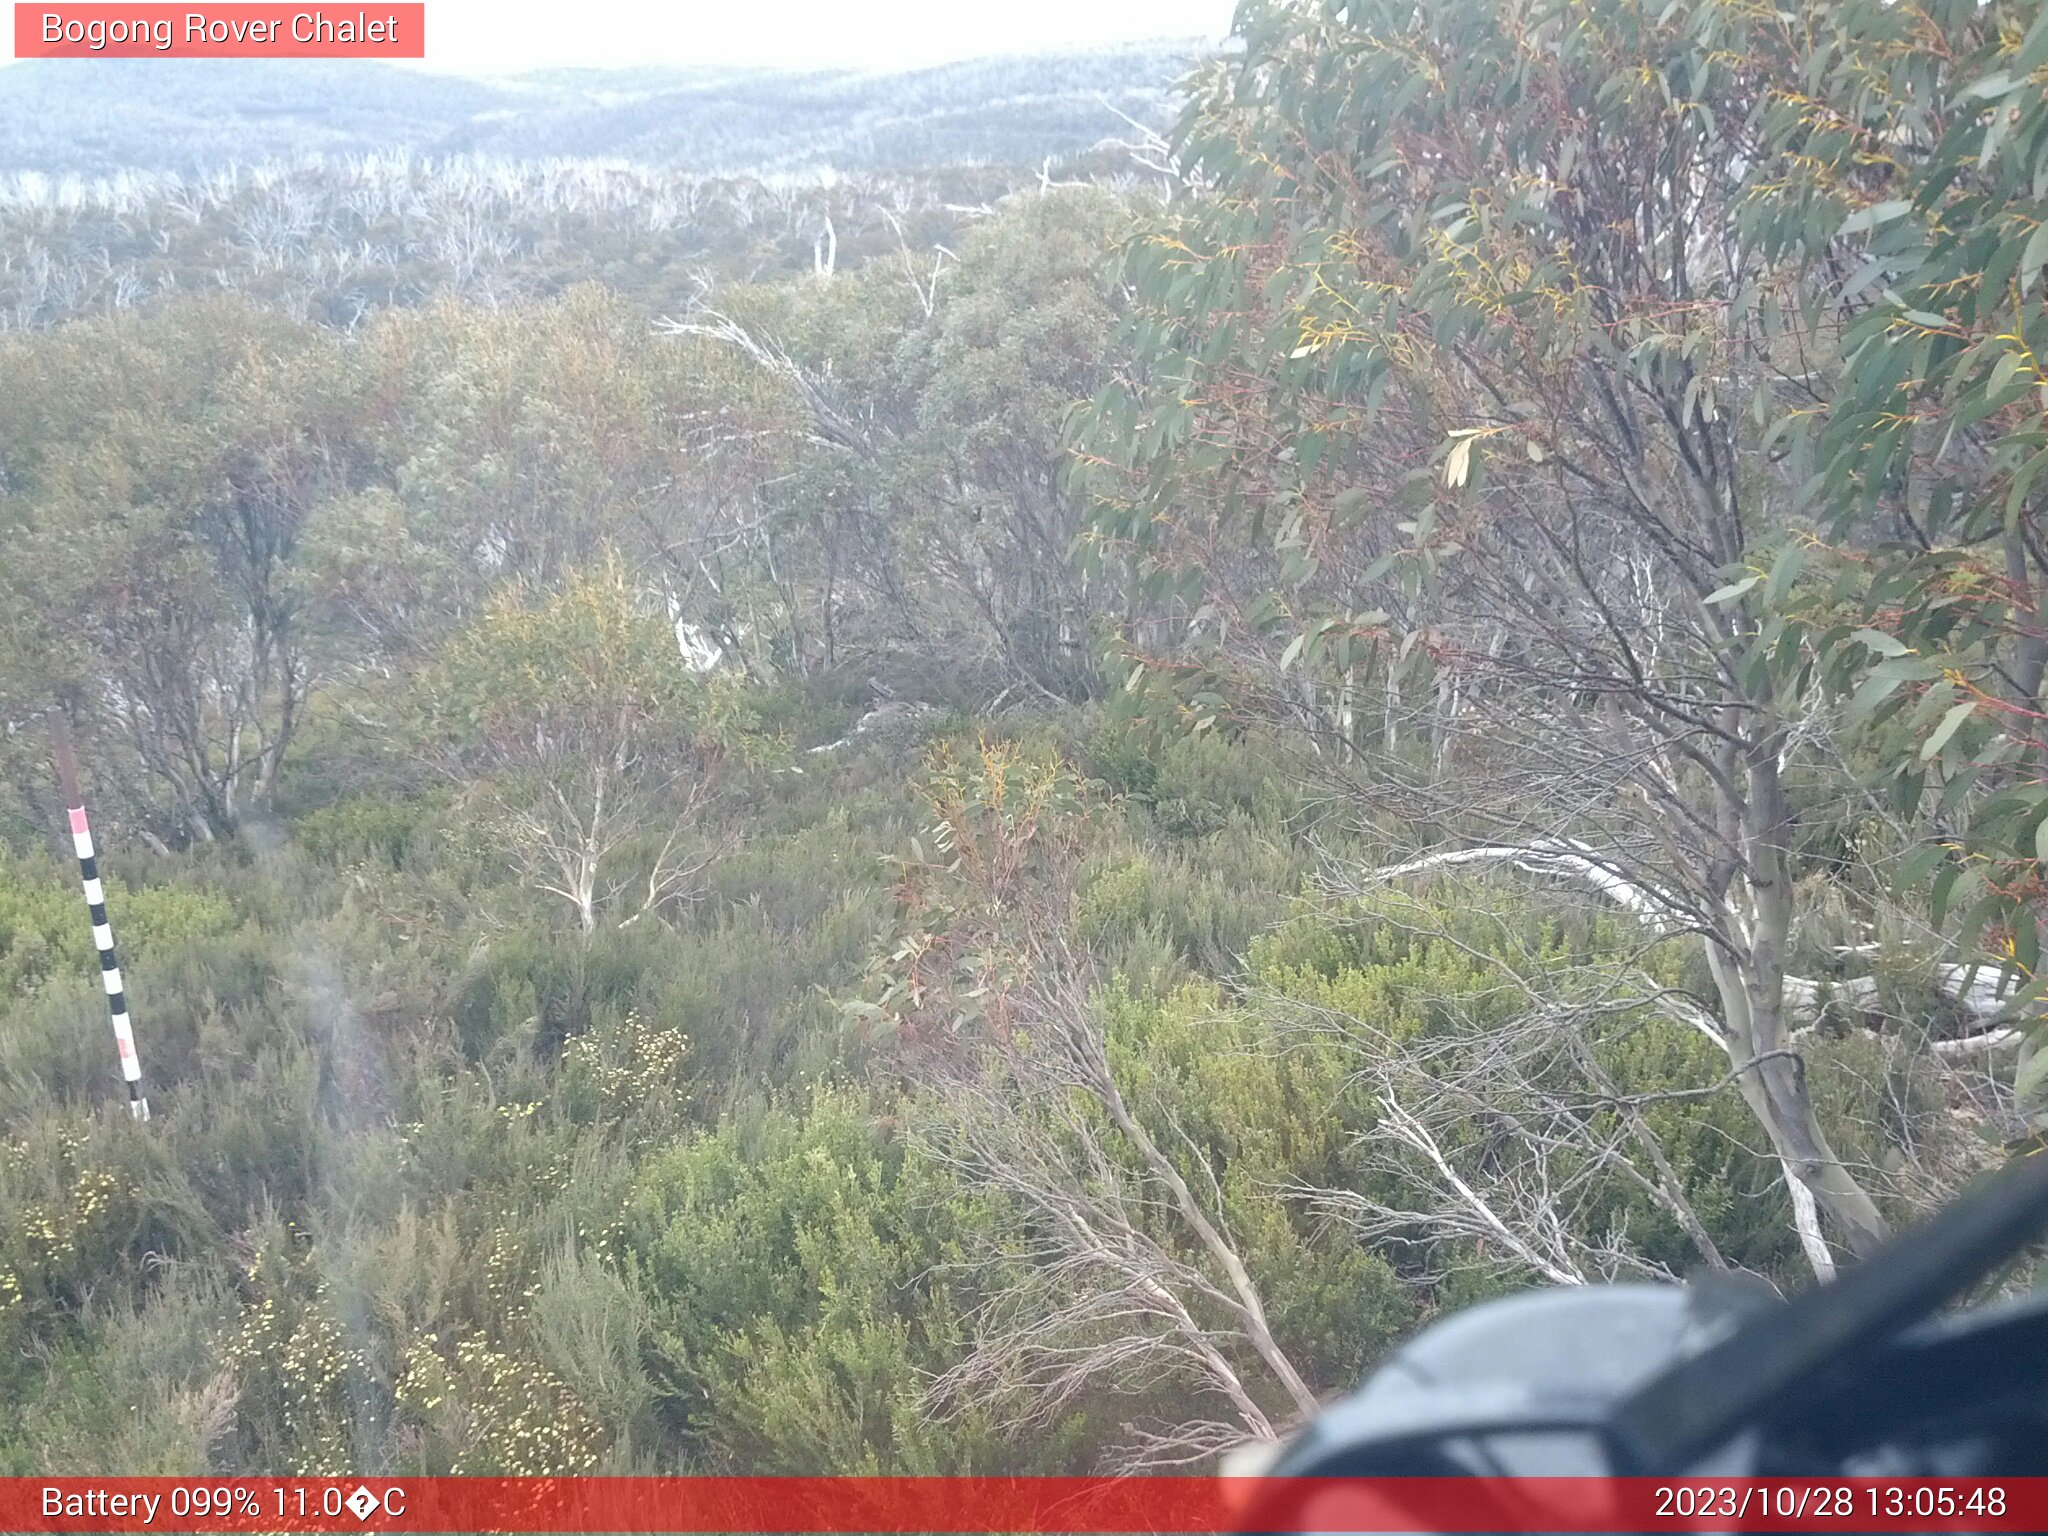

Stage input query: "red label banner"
[
  {"left": 13, "top": 5, "right": 425, "bottom": 58},
  {"left": 3, "top": 1476, "right": 2044, "bottom": 1533}
]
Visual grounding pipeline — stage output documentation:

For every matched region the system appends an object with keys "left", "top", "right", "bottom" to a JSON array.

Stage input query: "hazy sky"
[{"left": 400, "top": 0, "right": 1237, "bottom": 75}]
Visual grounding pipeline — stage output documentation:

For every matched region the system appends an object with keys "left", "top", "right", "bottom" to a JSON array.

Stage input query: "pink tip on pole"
[{"left": 68, "top": 807, "right": 89, "bottom": 834}]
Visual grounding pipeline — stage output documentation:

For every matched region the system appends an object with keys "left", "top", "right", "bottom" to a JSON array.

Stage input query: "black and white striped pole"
[{"left": 49, "top": 711, "right": 149, "bottom": 1121}]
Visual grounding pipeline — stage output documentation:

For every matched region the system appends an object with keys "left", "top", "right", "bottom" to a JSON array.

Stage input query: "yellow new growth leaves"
[{"left": 1441, "top": 426, "right": 1507, "bottom": 488}]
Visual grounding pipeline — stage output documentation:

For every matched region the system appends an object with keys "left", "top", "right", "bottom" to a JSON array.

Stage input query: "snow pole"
[{"left": 48, "top": 710, "right": 149, "bottom": 1121}]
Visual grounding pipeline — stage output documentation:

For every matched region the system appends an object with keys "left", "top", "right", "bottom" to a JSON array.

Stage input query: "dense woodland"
[
  {"left": 0, "top": 49, "right": 1191, "bottom": 177},
  {"left": 4, "top": 0, "right": 2048, "bottom": 1477}
]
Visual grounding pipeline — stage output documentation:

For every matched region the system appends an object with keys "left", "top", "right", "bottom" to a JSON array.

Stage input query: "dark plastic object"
[{"left": 1260, "top": 1152, "right": 2048, "bottom": 1495}]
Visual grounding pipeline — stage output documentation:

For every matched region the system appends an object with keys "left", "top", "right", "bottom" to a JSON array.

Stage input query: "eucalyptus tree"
[
  {"left": 424, "top": 557, "right": 749, "bottom": 936},
  {"left": 1733, "top": 3, "right": 2048, "bottom": 1123},
  {"left": 1069, "top": 0, "right": 1964, "bottom": 1271},
  {"left": 670, "top": 187, "right": 1142, "bottom": 700},
  {"left": 0, "top": 297, "right": 369, "bottom": 842}
]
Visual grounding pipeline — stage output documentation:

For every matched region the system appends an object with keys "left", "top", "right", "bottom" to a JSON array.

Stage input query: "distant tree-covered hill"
[{"left": 0, "top": 45, "right": 1197, "bottom": 177}]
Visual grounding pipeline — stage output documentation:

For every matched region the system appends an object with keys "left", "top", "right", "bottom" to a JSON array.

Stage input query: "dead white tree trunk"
[
  {"left": 917, "top": 969, "right": 1315, "bottom": 1468},
  {"left": 1276, "top": 968, "right": 1739, "bottom": 1292}
]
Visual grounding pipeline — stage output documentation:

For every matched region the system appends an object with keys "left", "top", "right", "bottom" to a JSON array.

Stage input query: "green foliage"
[
  {"left": 434, "top": 555, "right": 750, "bottom": 753},
  {"left": 1250, "top": 893, "right": 1818, "bottom": 1283},
  {"left": 0, "top": 853, "right": 230, "bottom": 998},
  {"left": 1719, "top": 3, "right": 2048, "bottom": 1105},
  {"left": 855, "top": 736, "right": 1088, "bottom": 1040},
  {"left": 1070, "top": 0, "right": 1849, "bottom": 722},
  {"left": 0, "top": 1121, "right": 138, "bottom": 1375},
  {"left": 0, "top": 856, "right": 105, "bottom": 999},
  {"left": 0, "top": 1263, "right": 241, "bottom": 1476},
  {"left": 220, "top": 1232, "right": 373, "bottom": 1475},
  {"left": 0, "top": 298, "right": 374, "bottom": 840},
  {"left": 1094, "top": 982, "right": 1416, "bottom": 1385},
  {"left": 295, "top": 796, "right": 434, "bottom": 871},
  {"left": 625, "top": 1092, "right": 1040, "bottom": 1473},
  {"left": 393, "top": 1330, "right": 605, "bottom": 1475},
  {"left": 561, "top": 1012, "right": 693, "bottom": 1150}
]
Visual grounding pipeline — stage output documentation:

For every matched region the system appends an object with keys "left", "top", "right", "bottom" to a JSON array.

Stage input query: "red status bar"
[
  {"left": 8, "top": 1476, "right": 2045, "bottom": 1533},
  {"left": 14, "top": 5, "right": 425, "bottom": 58}
]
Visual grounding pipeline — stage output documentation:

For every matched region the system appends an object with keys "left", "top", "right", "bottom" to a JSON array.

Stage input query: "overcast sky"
[{"left": 407, "top": 0, "right": 1235, "bottom": 75}]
